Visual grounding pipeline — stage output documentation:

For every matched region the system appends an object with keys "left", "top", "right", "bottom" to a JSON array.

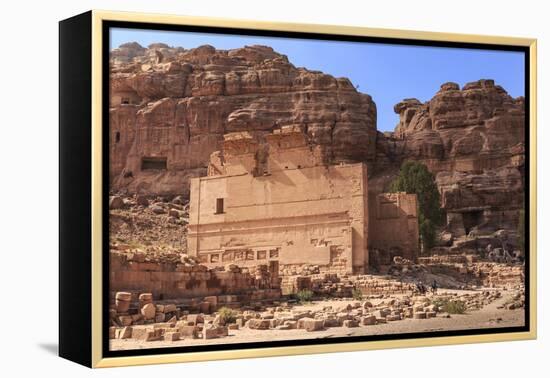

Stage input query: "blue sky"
[{"left": 111, "top": 28, "right": 525, "bottom": 132}]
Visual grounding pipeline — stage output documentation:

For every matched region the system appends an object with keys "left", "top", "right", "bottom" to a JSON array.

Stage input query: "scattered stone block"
[
  {"left": 141, "top": 303, "right": 156, "bottom": 320},
  {"left": 247, "top": 319, "right": 271, "bottom": 330},
  {"left": 323, "top": 318, "right": 341, "bottom": 327},
  {"left": 164, "top": 304, "right": 177, "bottom": 313},
  {"left": 413, "top": 304, "right": 425, "bottom": 313},
  {"left": 362, "top": 301, "right": 373, "bottom": 309},
  {"left": 343, "top": 319, "right": 359, "bottom": 328},
  {"left": 413, "top": 311, "right": 427, "bottom": 319},
  {"left": 109, "top": 327, "right": 116, "bottom": 339},
  {"left": 299, "top": 318, "right": 324, "bottom": 331},
  {"left": 118, "top": 315, "right": 133, "bottom": 326},
  {"left": 361, "top": 315, "right": 377, "bottom": 325},
  {"left": 131, "top": 327, "right": 150, "bottom": 340},
  {"left": 276, "top": 324, "right": 293, "bottom": 330},
  {"left": 178, "top": 325, "right": 198, "bottom": 339},
  {"left": 166, "top": 315, "right": 177, "bottom": 324},
  {"left": 164, "top": 332, "right": 181, "bottom": 341},
  {"left": 144, "top": 329, "right": 163, "bottom": 342},
  {"left": 199, "top": 301, "right": 211, "bottom": 314},
  {"left": 116, "top": 326, "right": 133, "bottom": 339},
  {"left": 284, "top": 320, "right": 298, "bottom": 329},
  {"left": 202, "top": 324, "right": 227, "bottom": 339},
  {"left": 386, "top": 314, "right": 401, "bottom": 321}
]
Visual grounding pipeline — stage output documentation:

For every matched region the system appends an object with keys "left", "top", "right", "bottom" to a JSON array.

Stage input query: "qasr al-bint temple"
[{"left": 187, "top": 126, "right": 419, "bottom": 274}]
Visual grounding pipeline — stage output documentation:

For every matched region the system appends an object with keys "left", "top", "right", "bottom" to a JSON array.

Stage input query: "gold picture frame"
[{"left": 59, "top": 9, "right": 537, "bottom": 368}]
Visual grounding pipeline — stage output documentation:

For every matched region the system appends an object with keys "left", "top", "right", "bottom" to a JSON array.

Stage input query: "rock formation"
[
  {"left": 109, "top": 43, "right": 525, "bottom": 248},
  {"left": 109, "top": 43, "right": 376, "bottom": 196},
  {"left": 383, "top": 79, "right": 525, "bottom": 242}
]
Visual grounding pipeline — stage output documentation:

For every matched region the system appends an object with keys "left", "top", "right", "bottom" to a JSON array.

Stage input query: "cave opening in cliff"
[
  {"left": 462, "top": 210, "right": 483, "bottom": 234},
  {"left": 115, "top": 131, "right": 120, "bottom": 143},
  {"left": 141, "top": 157, "right": 167, "bottom": 170}
]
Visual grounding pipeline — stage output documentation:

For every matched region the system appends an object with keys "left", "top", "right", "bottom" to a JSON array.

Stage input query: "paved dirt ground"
[{"left": 110, "top": 290, "right": 525, "bottom": 351}]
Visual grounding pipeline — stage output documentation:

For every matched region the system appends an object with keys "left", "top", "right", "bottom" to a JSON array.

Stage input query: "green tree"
[{"left": 390, "top": 161, "right": 444, "bottom": 253}]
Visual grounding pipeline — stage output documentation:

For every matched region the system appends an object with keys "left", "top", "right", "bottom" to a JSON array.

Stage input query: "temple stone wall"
[
  {"left": 110, "top": 252, "right": 280, "bottom": 301},
  {"left": 187, "top": 128, "right": 370, "bottom": 273},
  {"left": 188, "top": 127, "right": 419, "bottom": 273},
  {"left": 368, "top": 192, "right": 420, "bottom": 266}
]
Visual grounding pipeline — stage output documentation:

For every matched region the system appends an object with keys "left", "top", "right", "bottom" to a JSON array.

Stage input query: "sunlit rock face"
[
  {"left": 109, "top": 42, "right": 525, "bottom": 245},
  {"left": 386, "top": 79, "right": 525, "bottom": 238},
  {"left": 109, "top": 43, "right": 376, "bottom": 196}
]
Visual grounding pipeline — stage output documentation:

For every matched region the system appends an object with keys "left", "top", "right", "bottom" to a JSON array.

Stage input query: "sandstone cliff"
[
  {"left": 109, "top": 43, "right": 525, "bottom": 248},
  {"left": 382, "top": 79, "right": 525, "bottom": 243},
  {"left": 110, "top": 43, "right": 376, "bottom": 196}
]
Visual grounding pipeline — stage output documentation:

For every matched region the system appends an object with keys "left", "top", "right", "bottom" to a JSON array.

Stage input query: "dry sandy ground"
[{"left": 110, "top": 291, "right": 525, "bottom": 351}]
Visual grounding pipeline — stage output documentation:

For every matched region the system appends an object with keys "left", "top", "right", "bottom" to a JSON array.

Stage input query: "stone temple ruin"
[
  {"left": 187, "top": 126, "right": 419, "bottom": 275},
  {"left": 107, "top": 43, "right": 526, "bottom": 349}
]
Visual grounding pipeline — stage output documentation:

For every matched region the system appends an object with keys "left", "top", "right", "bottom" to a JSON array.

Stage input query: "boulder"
[
  {"left": 141, "top": 303, "right": 156, "bottom": 320},
  {"left": 109, "top": 196, "right": 125, "bottom": 210},
  {"left": 136, "top": 195, "right": 149, "bottom": 206},
  {"left": 150, "top": 205, "right": 165, "bottom": 214}
]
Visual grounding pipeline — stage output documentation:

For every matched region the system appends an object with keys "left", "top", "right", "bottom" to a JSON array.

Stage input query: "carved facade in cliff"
[{"left": 187, "top": 127, "right": 419, "bottom": 274}]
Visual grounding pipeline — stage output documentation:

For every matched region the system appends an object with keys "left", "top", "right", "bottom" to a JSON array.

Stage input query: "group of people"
[
  {"left": 485, "top": 243, "right": 523, "bottom": 264},
  {"left": 415, "top": 280, "right": 438, "bottom": 295}
]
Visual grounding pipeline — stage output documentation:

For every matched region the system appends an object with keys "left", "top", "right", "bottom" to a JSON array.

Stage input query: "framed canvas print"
[{"left": 59, "top": 10, "right": 537, "bottom": 368}]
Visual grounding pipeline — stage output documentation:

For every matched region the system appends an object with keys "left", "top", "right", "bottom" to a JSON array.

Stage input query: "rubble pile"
[
  {"left": 111, "top": 287, "right": 524, "bottom": 343},
  {"left": 109, "top": 194, "right": 190, "bottom": 253},
  {"left": 499, "top": 288, "right": 525, "bottom": 310},
  {"left": 473, "top": 263, "right": 525, "bottom": 288},
  {"left": 281, "top": 273, "right": 416, "bottom": 297}
]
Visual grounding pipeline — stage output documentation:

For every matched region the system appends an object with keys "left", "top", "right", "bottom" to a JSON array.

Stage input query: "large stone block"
[
  {"left": 247, "top": 319, "right": 271, "bottom": 330},
  {"left": 298, "top": 318, "right": 324, "bottom": 332},
  {"left": 140, "top": 303, "right": 156, "bottom": 320}
]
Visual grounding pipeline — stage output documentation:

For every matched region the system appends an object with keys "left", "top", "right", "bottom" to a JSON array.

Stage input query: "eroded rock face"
[
  {"left": 388, "top": 80, "right": 525, "bottom": 239},
  {"left": 109, "top": 43, "right": 377, "bottom": 196},
  {"left": 109, "top": 42, "right": 525, "bottom": 245}
]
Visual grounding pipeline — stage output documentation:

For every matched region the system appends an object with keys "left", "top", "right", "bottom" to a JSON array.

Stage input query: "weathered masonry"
[{"left": 187, "top": 126, "right": 419, "bottom": 274}]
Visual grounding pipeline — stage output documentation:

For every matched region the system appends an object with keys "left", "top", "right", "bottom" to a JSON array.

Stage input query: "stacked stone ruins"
[
  {"left": 108, "top": 42, "right": 526, "bottom": 349},
  {"left": 186, "top": 126, "right": 419, "bottom": 275}
]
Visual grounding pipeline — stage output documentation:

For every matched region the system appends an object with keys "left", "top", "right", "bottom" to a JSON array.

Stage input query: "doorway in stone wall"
[{"left": 462, "top": 210, "right": 483, "bottom": 235}]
